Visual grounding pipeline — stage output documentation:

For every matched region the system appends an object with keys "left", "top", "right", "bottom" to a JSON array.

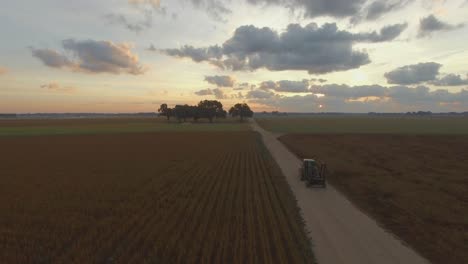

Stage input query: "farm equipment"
[{"left": 300, "top": 159, "right": 327, "bottom": 188}]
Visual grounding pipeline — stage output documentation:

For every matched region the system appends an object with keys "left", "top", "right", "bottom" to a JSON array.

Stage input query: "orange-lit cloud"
[{"left": 32, "top": 39, "right": 148, "bottom": 75}]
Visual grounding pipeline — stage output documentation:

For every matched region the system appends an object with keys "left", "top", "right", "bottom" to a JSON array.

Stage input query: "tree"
[
  {"left": 174, "top": 104, "right": 192, "bottom": 123},
  {"left": 198, "top": 100, "right": 224, "bottom": 123},
  {"left": 229, "top": 103, "right": 254, "bottom": 121},
  {"left": 158, "top": 103, "right": 173, "bottom": 121}
]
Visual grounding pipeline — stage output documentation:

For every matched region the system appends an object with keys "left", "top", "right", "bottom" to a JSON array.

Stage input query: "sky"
[{"left": 0, "top": 0, "right": 467, "bottom": 113}]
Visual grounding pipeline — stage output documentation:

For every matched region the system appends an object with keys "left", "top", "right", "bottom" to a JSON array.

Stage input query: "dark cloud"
[
  {"left": 246, "top": 89, "right": 276, "bottom": 99},
  {"left": 276, "top": 80, "right": 310, "bottom": 93},
  {"left": 259, "top": 81, "right": 278, "bottom": 90},
  {"left": 163, "top": 45, "right": 223, "bottom": 62},
  {"left": 162, "top": 22, "right": 406, "bottom": 74},
  {"left": 351, "top": 0, "right": 410, "bottom": 23},
  {"left": 418, "top": 15, "right": 464, "bottom": 37},
  {"left": 354, "top": 23, "right": 408, "bottom": 42},
  {"left": 31, "top": 48, "right": 72, "bottom": 68},
  {"left": 40, "top": 82, "right": 76, "bottom": 93},
  {"left": 194, "top": 88, "right": 213, "bottom": 96},
  {"left": 431, "top": 74, "right": 468, "bottom": 86},
  {"left": 32, "top": 39, "right": 147, "bottom": 75},
  {"left": 246, "top": 0, "right": 366, "bottom": 18},
  {"left": 384, "top": 62, "right": 442, "bottom": 85},
  {"left": 258, "top": 79, "right": 310, "bottom": 92},
  {"left": 204, "top": 75, "right": 235, "bottom": 87}
]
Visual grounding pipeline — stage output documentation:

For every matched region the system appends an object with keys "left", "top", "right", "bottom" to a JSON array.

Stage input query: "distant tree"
[
  {"left": 189, "top": 105, "right": 200, "bottom": 122},
  {"left": 158, "top": 103, "right": 173, "bottom": 121},
  {"left": 174, "top": 104, "right": 192, "bottom": 123},
  {"left": 216, "top": 109, "right": 227, "bottom": 119},
  {"left": 198, "top": 100, "right": 224, "bottom": 123},
  {"left": 229, "top": 103, "right": 254, "bottom": 121}
]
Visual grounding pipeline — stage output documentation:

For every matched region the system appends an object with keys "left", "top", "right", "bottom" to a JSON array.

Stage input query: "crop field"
[
  {"left": 256, "top": 115, "right": 468, "bottom": 134},
  {"left": 280, "top": 134, "right": 468, "bottom": 264},
  {"left": 0, "top": 117, "right": 249, "bottom": 136},
  {"left": 0, "top": 132, "right": 313, "bottom": 263}
]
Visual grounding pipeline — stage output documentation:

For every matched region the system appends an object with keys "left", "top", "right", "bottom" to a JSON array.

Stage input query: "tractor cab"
[{"left": 300, "top": 159, "right": 326, "bottom": 188}]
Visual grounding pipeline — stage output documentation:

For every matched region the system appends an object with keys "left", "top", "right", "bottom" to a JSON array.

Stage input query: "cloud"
[
  {"left": 106, "top": 0, "right": 167, "bottom": 33},
  {"left": 0, "top": 66, "right": 8, "bottom": 75},
  {"left": 188, "top": 0, "right": 232, "bottom": 22},
  {"left": 250, "top": 83, "right": 468, "bottom": 112},
  {"left": 311, "top": 78, "right": 327, "bottom": 83},
  {"left": 246, "top": 89, "right": 276, "bottom": 99},
  {"left": 246, "top": 0, "right": 367, "bottom": 18},
  {"left": 384, "top": 62, "right": 442, "bottom": 84},
  {"left": 204, "top": 75, "right": 235, "bottom": 87},
  {"left": 162, "top": 22, "right": 406, "bottom": 74},
  {"left": 195, "top": 88, "right": 213, "bottom": 96},
  {"left": 276, "top": 80, "right": 310, "bottom": 92},
  {"left": 258, "top": 79, "right": 310, "bottom": 92},
  {"left": 231, "top": 91, "right": 245, "bottom": 99},
  {"left": 104, "top": 12, "right": 153, "bottom": 33},
  {"left": 128, "top": 0, "right": 161, "bottom": 8},
  {"left": 234, "top": 82, "right": 251, "bottom": 90},
  {"left": 311, "top": 84, "right": 388, "bottom": 98},
  {"left": 418, "top": 15, "right": 464, "bottom": 37},
  {"left": 431, "top": 74, "right": 468, "bottom": 86},
  {"left": 32, "top": 39, "right": 147, "bottom": 75},
  {"left": 366, "top": 0, "right": 409, "bottom": 20},
  {"left": 354, "top": 23, "right": 408, "bottom": 42},
  {"left": 31, "top": 48, "right": 72, "bottom": 68},
  {"left": 351, "top": 0, "right": 410, "bottom": 23},
  {"left": 163, "top": 45, "right": 223, "bottom": 62},
  {"left": 212, "top": 88, "right": 227, "bottom": 99},
  {"left": 148, "top": 44, "right": 157, "bottom": 51},
  {"left": 259, "top": 81, "right": 277, "bottom": 90},
  {"left": 40, "top": 82, "right": 76, "bottom": 93},
  {"left": 194, "top": 88, "right": 227, "bottom": 99}
]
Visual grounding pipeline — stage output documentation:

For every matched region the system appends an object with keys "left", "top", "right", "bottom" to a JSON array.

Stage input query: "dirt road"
[{"left": 251, "top": 119, "right": 430, "bottom": 264}]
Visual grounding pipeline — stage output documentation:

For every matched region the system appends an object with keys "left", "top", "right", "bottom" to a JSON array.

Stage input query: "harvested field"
[
  {"left": 256, "top": 116, "right": 468, "bottom": 134},
  {"left": 0, "top": 132, "right": 313, "bottom": 263},
  {"left": 280, "top": 134, "right": 468, "bottom": 264}
]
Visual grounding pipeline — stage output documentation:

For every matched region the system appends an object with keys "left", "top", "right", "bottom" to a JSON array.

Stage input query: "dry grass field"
[
  {"left": 280, "top": 134, "right": 468, "bottom": 264},
  {"left": 0, "top": 131, "right": 313, "bottom": 263}
]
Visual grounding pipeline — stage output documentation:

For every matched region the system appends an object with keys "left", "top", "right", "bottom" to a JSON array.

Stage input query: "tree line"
[{"left": 158, "top": 100, "right": 253, "bottom": 122}]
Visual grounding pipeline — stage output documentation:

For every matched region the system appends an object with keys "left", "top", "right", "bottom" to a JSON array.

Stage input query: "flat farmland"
[
  {"left": 0, "top": 132, "right": 313, "bottom": 263},
  {"left": 280, "top": 134, "right": 468, "bottom": 264},
  {"left": 256, "top": 116, "right": 468, "bottom": 134},
  {"left": 0, "top": 117, "right": 249, "bottom": 136}
]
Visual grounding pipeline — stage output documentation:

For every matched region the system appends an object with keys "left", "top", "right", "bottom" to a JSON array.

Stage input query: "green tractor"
[{"left": 300, "top": 159, "right": 327, "bottom": 188}]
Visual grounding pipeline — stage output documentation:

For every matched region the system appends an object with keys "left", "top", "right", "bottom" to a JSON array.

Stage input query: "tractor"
[{"left": 300, "top": 159, "right": 327, "bottom": 188}]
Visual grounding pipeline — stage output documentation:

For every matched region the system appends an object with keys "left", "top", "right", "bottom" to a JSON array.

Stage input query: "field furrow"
[{"left": 0, "top": 131, "right": 314, "bottom": 263}]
